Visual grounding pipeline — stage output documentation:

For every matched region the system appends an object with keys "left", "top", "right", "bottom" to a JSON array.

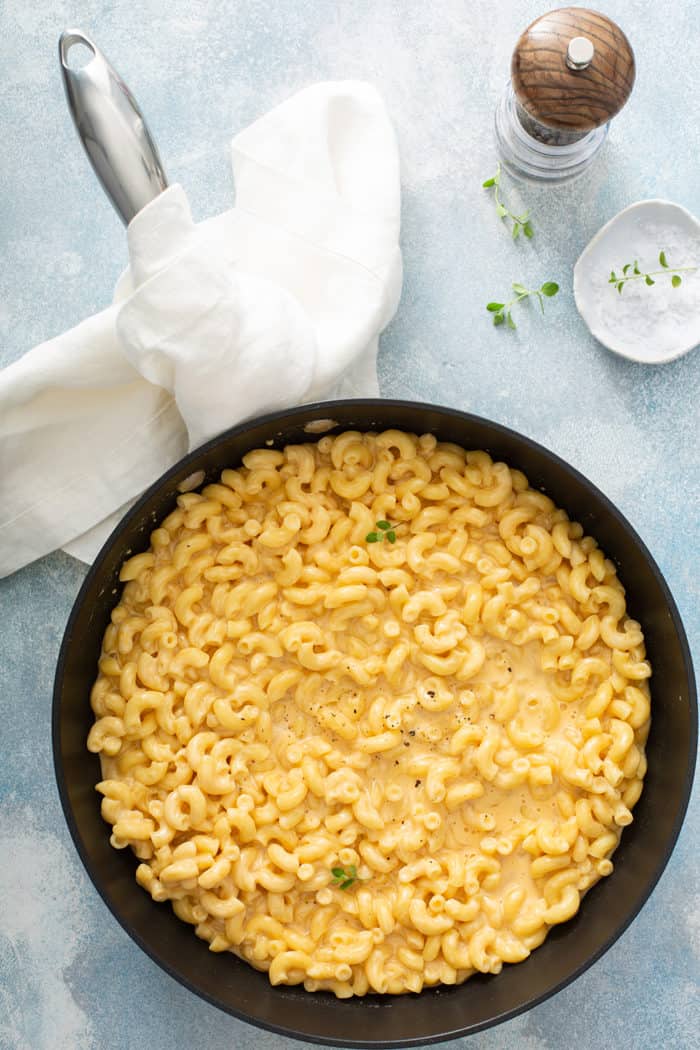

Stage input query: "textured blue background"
[{"left": 1, "top": 2, "right": 698, "bottom": 1048}]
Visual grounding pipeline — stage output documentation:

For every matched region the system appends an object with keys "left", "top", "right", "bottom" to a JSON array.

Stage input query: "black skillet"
[{"left": 53, "top": 398, "right": 697, "bottom": 1047}]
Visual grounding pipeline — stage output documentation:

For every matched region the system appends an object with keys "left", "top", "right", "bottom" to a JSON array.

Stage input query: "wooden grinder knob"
[{"left": 511, "top": 7, "right": 635, "bottom": 146}]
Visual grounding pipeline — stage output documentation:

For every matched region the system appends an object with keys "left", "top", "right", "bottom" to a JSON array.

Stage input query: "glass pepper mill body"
[{"left": 495, "top": 6, "right": 635, "bottom": 183}]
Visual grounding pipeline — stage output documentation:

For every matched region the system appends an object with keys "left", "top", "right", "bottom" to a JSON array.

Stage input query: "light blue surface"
[{"left": 1, "top": 2, "right": 698, "bottom": 1048}]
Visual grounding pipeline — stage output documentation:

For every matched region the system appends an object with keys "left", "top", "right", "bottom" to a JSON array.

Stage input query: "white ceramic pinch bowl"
[{"left": 574, "top": 200, "right": 700, "bottom": 364}]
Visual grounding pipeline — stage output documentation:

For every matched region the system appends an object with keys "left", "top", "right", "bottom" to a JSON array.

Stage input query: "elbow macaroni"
[{"left": 88, "top": 431, "right": 651, "bottom": 997}]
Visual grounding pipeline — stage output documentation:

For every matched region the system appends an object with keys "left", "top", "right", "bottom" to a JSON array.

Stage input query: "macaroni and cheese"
[{"left": 88, "top": 430, "right": 651, "bottom": 996}]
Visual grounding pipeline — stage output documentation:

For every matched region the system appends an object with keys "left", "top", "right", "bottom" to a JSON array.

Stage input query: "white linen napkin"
[{"left": 0, "top": 81, "right": 402, "bottom": 578}]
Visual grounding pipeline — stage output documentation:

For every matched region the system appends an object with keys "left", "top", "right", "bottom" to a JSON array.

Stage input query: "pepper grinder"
[{"left": 495, "top": 7, "right": 635, "bottom": 183}]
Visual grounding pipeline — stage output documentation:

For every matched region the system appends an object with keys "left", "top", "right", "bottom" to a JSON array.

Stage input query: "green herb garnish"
[
  {"left": 331, "top": 864, "right": 361, "bottom": 890},
  {"left": 486, "top": 281, "right": 559, "bottom": 329},
  {"left": 608, "top": 251, "right": 697, "bottom": 293},
  {"left": 483, "top": 163, "right": 533, "bottom": 240},
  {"left": 366, "top": 520, "right": 397, "bottom": 544}
]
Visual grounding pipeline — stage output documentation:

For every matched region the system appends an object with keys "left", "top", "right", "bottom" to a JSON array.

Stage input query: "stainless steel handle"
[{"left": 59, "top": 29, "right": 168, "bottom": 225}]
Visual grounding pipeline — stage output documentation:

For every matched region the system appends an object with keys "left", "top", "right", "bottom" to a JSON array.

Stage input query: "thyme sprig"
[
  {"left": 331, "top": 865, "right": 361, "bottom": 890},
  {"left": 366, "top": 520, "right": 397, "bottom": 544},
  {"left": 483, "top": 163, "right": 533, "bottom": 240},
  {"left": 609, "top": 251, "right": 697, "bottom": 293},
  {"left": 486, "top": 281, "right": 560, "bottom": 329}
]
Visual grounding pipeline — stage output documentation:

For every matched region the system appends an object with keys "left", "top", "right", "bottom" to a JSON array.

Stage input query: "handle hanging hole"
[
  {"left": 59, "top": 31, "right": 96, "bottom": 70},
  {"left": 65, "top": 42, "right": 94, "bottom": 69}
]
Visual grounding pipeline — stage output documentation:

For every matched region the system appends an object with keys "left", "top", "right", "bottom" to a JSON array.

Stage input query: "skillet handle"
[{"left": 59, "top": 29, "right": 168, "bottom": 225}]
